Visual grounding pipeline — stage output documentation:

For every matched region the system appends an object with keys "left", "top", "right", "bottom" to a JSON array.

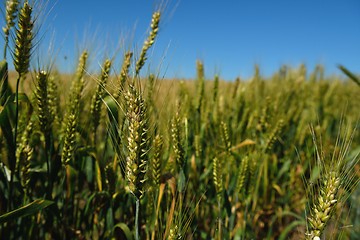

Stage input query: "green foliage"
[{"left": 0, "top": 199, "right": 54, "bottom": 224}]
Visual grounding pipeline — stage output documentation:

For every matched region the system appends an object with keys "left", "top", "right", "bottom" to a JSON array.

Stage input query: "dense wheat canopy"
[{"left": 0, "top": 1, "right": 359, "bottom": 239}]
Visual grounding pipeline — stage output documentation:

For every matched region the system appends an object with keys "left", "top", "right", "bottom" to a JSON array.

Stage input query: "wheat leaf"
[{"left": 0, "top": 199, "right": 54, "bottom": 224}]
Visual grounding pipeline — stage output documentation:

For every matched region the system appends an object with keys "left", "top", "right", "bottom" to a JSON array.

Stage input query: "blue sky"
[{"left": 7, "top": 0, "right": 360, "bottom": 80}]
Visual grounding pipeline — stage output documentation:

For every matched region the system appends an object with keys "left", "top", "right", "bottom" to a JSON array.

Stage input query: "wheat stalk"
[
  {"left": 3, "top": 0, "right": 19, "bottom": 36},
  {"left": 213, "top": 156, "right": 223, "bottom": 240}
]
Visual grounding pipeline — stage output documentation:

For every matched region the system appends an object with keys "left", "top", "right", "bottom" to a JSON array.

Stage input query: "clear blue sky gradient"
[{"left": 14, "top": 0, "right": 360, "bottom": 79}]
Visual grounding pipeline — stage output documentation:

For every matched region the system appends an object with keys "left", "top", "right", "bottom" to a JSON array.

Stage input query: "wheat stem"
[{"left": 135, "top": 197, "right": 140, "bottom": 240}]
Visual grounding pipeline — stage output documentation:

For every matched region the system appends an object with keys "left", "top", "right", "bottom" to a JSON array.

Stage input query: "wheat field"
[{"left": 0, "top": 1, "right": 359, "bottom": 239}]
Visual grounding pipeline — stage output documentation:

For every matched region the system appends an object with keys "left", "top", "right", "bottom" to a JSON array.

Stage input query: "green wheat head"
[
  {"left": 3, "top": 0, "right": 19, "bottom": 38},
  {"left": 135, "top": 11, "right": 161, "bottom": 75},
  {"left": 14, "top": 1, "right": 33, "bottom": 77},
  {"left": 125, "top": 84, "right": 149, "bottom": 199}
]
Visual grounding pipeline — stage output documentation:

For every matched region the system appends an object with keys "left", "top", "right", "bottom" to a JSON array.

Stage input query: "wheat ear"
[
  {"left": 125, "top": 83, "right": 150, "bottom": 240},
  {"left": 20, "top": 145, "right": 32, "bottom": 197},
  {"left": 135, "top": 11, "right": 161, "bottom": 75},
  {"left": 235, "top": 156, "right": 249, "bottom": 195},
  {"left": 125, "top": 84, "right": 149, "bottom": 199},
  {"left": 14, "top": 1, "right": 33, "bottom": 77},
  {"left": 171, "top": 102, "right": 185, "bottom": 171},
  {"left": 306, "top": 170, "right": 340, "bottom": 239},
  {"left": 264, "top": 119, "right": 284, "bottom": 152},
  {"left": 35, "top": 70, "right": 52, "bottom": 134},
  {"left": 3, "top": 0, "right": 19, "bottom": 58},
  {"left": 90, "top": 58, "right": 112, "bottom": 136},
  {"left": 305, "top": 125, "right": 359, "bottom": 239},
  {"left": 9, "top": 0, "right": 34, "bottom": 211},
  {"left": 120, "top": 51, "right": 133, "bottom": 88},
  {"left": 61, "top": 51, "right": 88, "bottom": 165},
  {"left": 213, "top": 157, "right": 223, "bottom": 200},
  {"left": 151, "top": 134, "right": 163, "bottom": 186},
  {"left": 47, "top": 74, "right": 60, "bottom": 128},
  {"left": 220, "top": 121, "right": 231, "bottom": 154},
  {"left": 213, "top": 156, "right": 223, "bottom": 240}
]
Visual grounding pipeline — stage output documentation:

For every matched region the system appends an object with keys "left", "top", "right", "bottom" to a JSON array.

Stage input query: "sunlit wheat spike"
[
  {"left": 67, "top": 50, "right": 87, "bottom": 115},
  {"left": 236, "top": 156, "right": 249, "bottom": 194},
  {"left": 121, "top": 51, "right": 132, "bottom": 86},
  {"left": 168, "top": 224, "right": 179, "bottom": 240},
  {"left": 20, "top": 145, "right": 32, "bottom": 192},
  {"left": 3, "top": 0, "right": 19, "bottom": 37},
  {"left": 74, "top": 51, "right": 88, "bottom": 81},
  {"left": 213, "top": 157, "right": 223, "bottom": 201},
  {"left": 16, "top": 118, "right": 34, "bottom": 163},
  {"left": 47, "top": 74, "right": 60, "bottom": 127},
  {"left": 220, "top": 121, "right": 231, "bottom": 153},
  {"left": 151, "top": 134, "right": 163, "bottom": 186},
  {"left": 61, "top": 113, "right": 77, "bottom": 165},
  {"left": 90, "top": 58, "right": 112, "bottom": 133},
  {"left": 125, "top": 84, "right": 149, "bottom": 199},
  {"left": 171, "top": 102, "right": 185, "bottom": 170},
  {"left": 146, "top": 74, "right": 155, "bottom": 105},
  {"left": 264, "top": 119, "right": 284, "bottom": 152},
  {"left": 61, "top": 51, "right": 88, "bottom": 163},
  {"left": 305, "top": 124, "right": 360, "bottom": 239},
  {"left": 13, "top": 1, "right": 33, "bottom": 77},
  {"left": 194, "top": 134, "right": 201, "bottom": 159},
  {"left": 61, "top": 52, "right": 88, "bottom": 165},
  {"left": 259, "top": 97, "right": 272, "bottom": 132},
  {"left": 35, "top": 70, "right": 52, "bottom": 134},
  {"left": 135, "top": 11, "right": 161, "bottom": 75},
  {"left": 306, "top": 170, "right": 341, "bottom": 239}
]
